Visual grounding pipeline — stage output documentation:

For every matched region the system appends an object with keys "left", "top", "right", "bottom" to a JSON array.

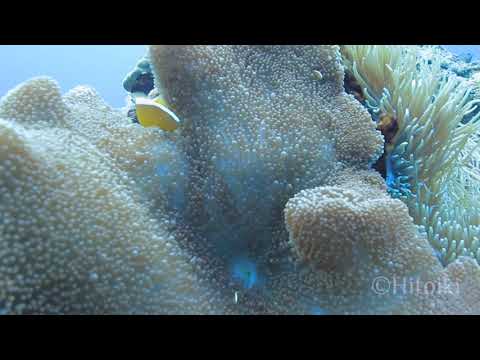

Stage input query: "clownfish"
[{"left": 135, "top": 96, "right": 181, "bottom": 131}]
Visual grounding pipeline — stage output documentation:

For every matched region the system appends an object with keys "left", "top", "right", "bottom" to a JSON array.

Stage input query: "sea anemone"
[{"left": 341, "top": 45, "right": 480, "bottom": 265}]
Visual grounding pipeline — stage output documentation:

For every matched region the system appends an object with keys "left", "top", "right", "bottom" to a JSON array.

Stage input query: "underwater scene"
[{"left": 1, "top": 45, "right": 480, "bottom": 315}]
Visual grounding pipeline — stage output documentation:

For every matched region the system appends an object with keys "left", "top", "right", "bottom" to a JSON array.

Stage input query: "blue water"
[
  {"left": 0, "top": 45, "right": 147, "bottom": 108},
  {"left": 0, "top": 45, "right": 479, "bottom": 110},
  {"left": 443, "top": 45, "right": 480, "bottom": 60}
]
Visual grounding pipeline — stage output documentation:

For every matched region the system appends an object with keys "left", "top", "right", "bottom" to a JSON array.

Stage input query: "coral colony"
[{"left": 1, "top": 45, "right": 480, "bottom": 314}]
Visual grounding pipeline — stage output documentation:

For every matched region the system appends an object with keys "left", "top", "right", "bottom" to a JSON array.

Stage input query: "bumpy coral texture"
[
  {"left": 285, "top": 169, "right": 480, "bottom": 314},
  {"left": 149, "top": 46, "right": 383, "bottom": 246},
  {"left": 148, "top": 45, "right": 388, "bottom": 313},
  {"left": 0, "top": 77, "right": 225, "bottom": 314}
]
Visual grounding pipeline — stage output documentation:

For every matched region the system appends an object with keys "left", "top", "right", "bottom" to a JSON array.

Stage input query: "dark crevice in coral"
[
  {"left": 371, "top": 115, "right": 399, "bottom": 180},
  {"left": 373, "top": 152, "right": 387, "bottom": 179},
  {"left": 344, "top": 71, "right": 365, "bottom": 104}
]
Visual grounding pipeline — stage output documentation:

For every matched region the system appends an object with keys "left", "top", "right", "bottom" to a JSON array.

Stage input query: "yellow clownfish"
[{"left": 135, "top": 96, "right": 181, "bottom": 131}]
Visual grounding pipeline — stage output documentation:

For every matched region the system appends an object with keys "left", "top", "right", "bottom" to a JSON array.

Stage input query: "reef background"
[{"left": 0, "top": 45, "right": 478, "bottom": 110}]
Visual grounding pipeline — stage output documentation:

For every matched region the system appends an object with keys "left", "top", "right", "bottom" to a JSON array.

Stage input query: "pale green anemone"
[{"left": 341, "top": 45, "right": 480, "bottom": 265}]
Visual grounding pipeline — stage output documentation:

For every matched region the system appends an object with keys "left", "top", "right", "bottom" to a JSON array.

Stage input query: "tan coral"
[
  {"left": 150, "top": 45, "right": 383, "bottom": 166},
  {"left": 285, "top": 169, "right": 480, "bottom": 314},
  {"left": 0, "top": 77, "right": 222, "bottom": 314},
  {"left": 0, "top": 77, "right": 68, "bottom": 127},
  {"left": 144, "top": 45, "right": 386, "bottom": 314},
  {"left": 61, "top": 85, "right": 188, "bottom": 218},
  {"left": 147, "top": 45, "right": 383, "bottom": 253}
]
